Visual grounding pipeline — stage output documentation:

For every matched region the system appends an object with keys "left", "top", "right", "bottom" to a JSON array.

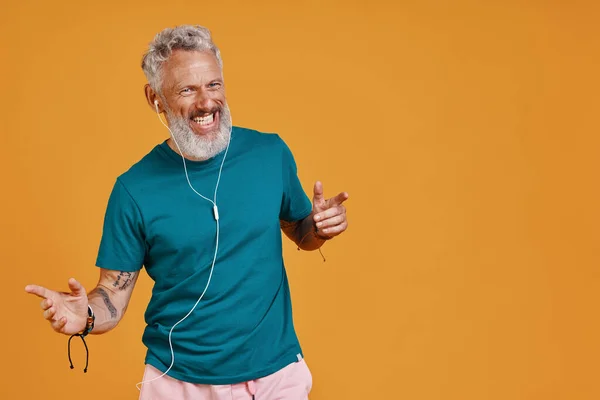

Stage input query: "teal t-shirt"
[{"left": 95, "top": 127, "right": 313, "bottom": 384}]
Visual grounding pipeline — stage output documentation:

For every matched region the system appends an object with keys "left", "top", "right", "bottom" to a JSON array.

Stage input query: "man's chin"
[{"left": 190, "top": 126, "right": 225, "bottom": 143}]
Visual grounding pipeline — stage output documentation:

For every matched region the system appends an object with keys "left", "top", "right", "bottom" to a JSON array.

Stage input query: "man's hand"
[
  {"left": 25, "top": 278, "right": 88, "bottom": 335},
  {"left": 312, "top": 181, "right": 349, "bottom": 239}
]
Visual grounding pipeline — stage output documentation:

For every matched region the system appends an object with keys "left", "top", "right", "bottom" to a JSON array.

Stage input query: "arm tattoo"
[
  {"left": 113, "top": 271, "right": 136, "bottom": 291},
  {"left": 96, "top": 287, "right": 118, "bottom": 319}
]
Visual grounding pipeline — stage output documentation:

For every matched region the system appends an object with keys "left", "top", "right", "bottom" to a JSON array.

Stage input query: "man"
[{"left": 25, "top": 25, "right": 348, "bottom": 400}]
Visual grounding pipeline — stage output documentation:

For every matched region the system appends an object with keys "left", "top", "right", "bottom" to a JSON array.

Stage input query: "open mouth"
[
  {"left": 192, "top": 113, "right": 214, "bottom": 126},
  {"left": 190, "top": 111, "right": 219, "bottom": 133}
]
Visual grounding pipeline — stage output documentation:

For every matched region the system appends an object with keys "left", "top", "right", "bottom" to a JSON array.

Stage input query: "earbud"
[{"left": 154, "top": 100, "right": 159, "bottom": 112}]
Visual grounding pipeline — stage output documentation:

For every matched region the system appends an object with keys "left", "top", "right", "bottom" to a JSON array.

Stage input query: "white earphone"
[{"left": 136, "top": 97, "right": 231, "bottom": 390}]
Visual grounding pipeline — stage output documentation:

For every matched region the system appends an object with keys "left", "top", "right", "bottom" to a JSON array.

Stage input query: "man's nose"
[{"left": 194, "top": 90, "right": 217, "bottom": 111}]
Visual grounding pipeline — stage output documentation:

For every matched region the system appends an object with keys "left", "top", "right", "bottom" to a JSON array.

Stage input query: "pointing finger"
[
  {"left": 25, "top": 285, "right": 50, "bottom": 299},
  {"left": 331, "top": 191, "right": 349, "bottom": 206}
]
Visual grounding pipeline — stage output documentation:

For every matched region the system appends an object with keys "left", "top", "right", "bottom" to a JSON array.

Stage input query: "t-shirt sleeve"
[
  {"left": 278, "top": 136, "right": 313, "bottom": 222},
  {"left": 95, "top": 179, "right": 146, "bottom": 272}
]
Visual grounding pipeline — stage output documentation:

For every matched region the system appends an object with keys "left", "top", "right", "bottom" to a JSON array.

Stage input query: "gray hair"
[{"left": 141, "top": 25, "right": 223, "bottom": 94}]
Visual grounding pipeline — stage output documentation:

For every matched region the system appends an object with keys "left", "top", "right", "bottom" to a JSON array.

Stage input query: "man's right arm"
[{"left": 25, "top": 268, "right": 140, "bottom": 336}]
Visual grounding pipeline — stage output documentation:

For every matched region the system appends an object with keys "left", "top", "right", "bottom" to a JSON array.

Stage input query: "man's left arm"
[{"left": 281, "top": 181, "right": 349, "bottom": 250}]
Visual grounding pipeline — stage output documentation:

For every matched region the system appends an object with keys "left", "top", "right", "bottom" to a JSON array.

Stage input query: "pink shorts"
[{"left": 138, "top": 359, "right": 313, "bottom": 400}]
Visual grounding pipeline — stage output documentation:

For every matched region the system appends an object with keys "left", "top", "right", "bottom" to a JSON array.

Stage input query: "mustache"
[{"left": 189, "top": 107, "right": 221, "bottom": 119}]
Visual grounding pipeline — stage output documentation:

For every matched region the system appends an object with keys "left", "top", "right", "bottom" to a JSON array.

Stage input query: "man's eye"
[
  {"left": 180, "top": 88, "right": 192, "bottom": 94},
  {"left": 209, "top": 82, "right": 221, "bottom": 88}
]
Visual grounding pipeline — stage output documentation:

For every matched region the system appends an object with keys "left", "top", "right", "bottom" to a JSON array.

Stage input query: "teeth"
[{"left": 193, "top": 113, "right": 214, "bottom": 126}]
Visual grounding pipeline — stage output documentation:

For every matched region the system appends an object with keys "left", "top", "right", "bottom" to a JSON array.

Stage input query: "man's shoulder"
[{"left": 113, "top": 142, "right": 166, "bottom": 188}]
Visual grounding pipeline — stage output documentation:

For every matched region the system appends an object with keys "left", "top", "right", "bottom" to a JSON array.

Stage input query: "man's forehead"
[{"left": 163, "top": 50, "right": 222, "bottom": 82}]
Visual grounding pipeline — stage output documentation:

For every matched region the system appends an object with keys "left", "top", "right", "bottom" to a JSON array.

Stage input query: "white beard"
[{"left": 166, "top": 104, "right": 232, "bottom": 160}]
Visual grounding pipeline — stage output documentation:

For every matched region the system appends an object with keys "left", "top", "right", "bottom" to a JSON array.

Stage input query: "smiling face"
[{"left": 148, "top": 49, "right": 232, "bottom": 160}]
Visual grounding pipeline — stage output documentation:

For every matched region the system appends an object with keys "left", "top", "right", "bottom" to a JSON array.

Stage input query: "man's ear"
[{"left": 144, "top": 84, "right": 163, "bottom": 113}]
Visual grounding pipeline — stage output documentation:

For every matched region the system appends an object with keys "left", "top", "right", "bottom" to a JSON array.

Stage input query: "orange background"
[{"left": 2, "top": 0, "right": 599, "bottom": 399}]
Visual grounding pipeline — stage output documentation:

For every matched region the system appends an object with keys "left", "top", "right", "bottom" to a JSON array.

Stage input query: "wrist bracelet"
[
  {"left": 68, "top": 305, "right": 95, "bottom": 373},
  {"left": 296, "top": 223, "right": 329, "bottom": 262},
  {"left": 80, "top": 305, "right": 95, "bottom": 337}
]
